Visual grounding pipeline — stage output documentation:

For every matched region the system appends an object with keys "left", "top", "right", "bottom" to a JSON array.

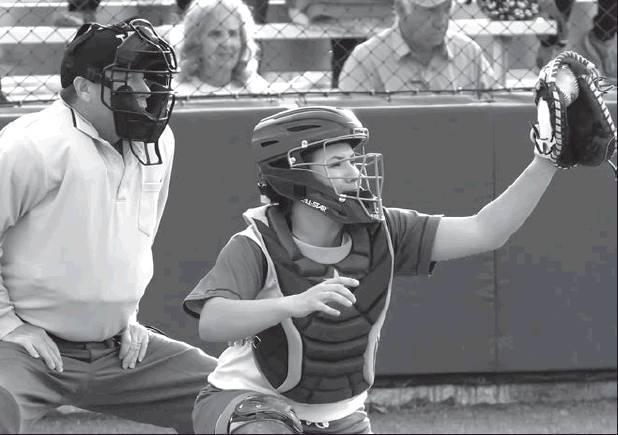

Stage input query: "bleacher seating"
[
  {"left": 0, "top": 0, "right": 564, "bottom": 101},
  {"left": 0, "top": 20, "right": 557, "bottom": 79}
]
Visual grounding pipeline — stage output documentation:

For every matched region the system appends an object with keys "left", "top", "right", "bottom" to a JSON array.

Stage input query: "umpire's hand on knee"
[
  {"left": 118, "top": 322, "right": 150, "bottom": 369},
  {"left": 1, "top": 324, "right": 63, "bottom": 372}
]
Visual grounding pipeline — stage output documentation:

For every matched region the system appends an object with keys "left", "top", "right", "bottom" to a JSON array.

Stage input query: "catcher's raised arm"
[{"left": 530, "top": 50, "right": 617, "bottom": 180}]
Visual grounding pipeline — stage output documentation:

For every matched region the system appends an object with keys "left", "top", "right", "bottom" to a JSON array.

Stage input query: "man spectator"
[
  {"left": 569, "top": 0, "right": 616, "bottom": 79},
  {"left": 537, "top": 0, "right": 616, "bottom": 80},
  {"left": 285, "top": 0, "right": 392, "bottom": 89},
  {"left": 338, "top": 0, "right": 496, "bottom": 93},
  {"left": 53, "top": 0, "right": 185, "bottom": 26},
  {"left": 53, "top": 0, "right": 101, "bottom": 26},
  {"left": 536, "top": 0, "right": 573, "bottom": 69}
]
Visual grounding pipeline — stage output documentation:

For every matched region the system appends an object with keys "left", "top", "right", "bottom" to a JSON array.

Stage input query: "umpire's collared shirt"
[{"left": 0, "top": 99, "right": 175, "bottom": 341}]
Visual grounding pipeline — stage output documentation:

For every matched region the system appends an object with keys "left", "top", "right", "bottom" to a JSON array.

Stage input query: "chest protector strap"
[{"left": 251, "top": 206, "right": 393, "bottom": 404}]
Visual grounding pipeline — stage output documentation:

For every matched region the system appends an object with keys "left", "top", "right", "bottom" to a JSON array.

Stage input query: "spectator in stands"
[
  {"left": 53, "top": 0, "right": 187, "bottom": 27},
  {"left": 569, "top": 0, "right": 616, "bottom": 79},
  {"left": 53, "top": 0, "right": 98, "bottom": 27},
  {"left": 537, "top": 0, "right": 616, "bottom": 80},
  {"left": 536, "top": 0, "right": 573, "bottom": 69},
  {"left": 286, "top": 0, "right": 355, "bottom": 84},
  {"left": 245, "top": 0, "right": 270, "bottom": 23},
  {"left": 284, "top": 0, "right": 393, "bottom": 88},
  {"left": 175, "top": 0, "right": 269, "bottom": 95},
  {"left": 338, "top": 0, "right": 496, "bottom": 93},
  {"left": 0, "top": 80, "right": 7, "bottom": 104},
  {"left": 180, "top": 0, "right": 271, "bottom": 23}
]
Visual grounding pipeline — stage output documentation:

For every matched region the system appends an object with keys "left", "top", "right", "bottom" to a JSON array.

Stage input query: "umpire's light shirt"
[
  {"left": 339, "top": 25, "right": 496, "bottom": 92},
  {"left": 0, "top": 99, "right": 174, "bottom": 341}
]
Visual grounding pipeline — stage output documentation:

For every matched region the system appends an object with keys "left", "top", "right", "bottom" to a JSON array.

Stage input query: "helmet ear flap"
[{"left": 293, "top": 184, "right": 306, "bottom": 198}]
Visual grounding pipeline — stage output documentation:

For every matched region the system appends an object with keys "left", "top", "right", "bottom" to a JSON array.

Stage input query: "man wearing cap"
[
  {"left": 338, "top": 0, "right": 497, "bottom": 93},
  {"left": 0, "top": 19, "right": 217, "bottom": 433}
]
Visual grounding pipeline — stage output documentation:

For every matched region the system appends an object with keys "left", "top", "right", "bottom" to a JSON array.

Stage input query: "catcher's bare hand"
[
  {"left": 285, "top": 276, "right": 359, "bottom": 318},
  {"left": 118, "top": 322, "right": 150, "bottom": 369},
  {"left": 1, "top": 324, "right": 63, "bottom": 372}
]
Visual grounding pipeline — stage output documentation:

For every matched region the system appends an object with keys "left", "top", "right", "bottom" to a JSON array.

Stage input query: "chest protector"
[{"left": 246, "top": 205, "right": 394, "bottom": 404}]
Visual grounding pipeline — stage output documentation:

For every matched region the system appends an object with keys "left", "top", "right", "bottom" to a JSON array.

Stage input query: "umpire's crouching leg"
[{"left": 0, "top": 385, "right": 20, "bottom": 434}]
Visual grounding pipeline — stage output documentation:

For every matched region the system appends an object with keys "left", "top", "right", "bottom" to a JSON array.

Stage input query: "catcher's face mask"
[
  {"left": 289, "top": 138, "right": 385, "bottom": 222},
  {"left": 254, "top": 106, "right": 385, "bottom": 224}
]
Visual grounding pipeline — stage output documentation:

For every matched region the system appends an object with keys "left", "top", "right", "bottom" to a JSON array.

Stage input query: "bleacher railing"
[{"left": 0, "top": 0, "right": 614, "bottom": 104}]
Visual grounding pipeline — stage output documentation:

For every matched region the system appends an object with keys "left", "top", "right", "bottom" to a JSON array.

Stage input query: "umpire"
[{"left": 0, "top": 19, "right": 217, "bottom": 433}]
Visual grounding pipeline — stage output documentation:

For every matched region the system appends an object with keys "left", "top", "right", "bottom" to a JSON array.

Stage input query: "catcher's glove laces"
[{"left": 592, "top": 76, "right": 616, "bottom": 95}]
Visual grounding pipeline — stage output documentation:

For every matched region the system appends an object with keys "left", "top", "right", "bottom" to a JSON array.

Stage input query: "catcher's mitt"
[{"left": 530, "top": 51, "right": 617, "bottom": 179}]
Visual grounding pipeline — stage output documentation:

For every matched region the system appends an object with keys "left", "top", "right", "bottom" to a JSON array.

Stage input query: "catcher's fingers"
[
  {"left": 322, "top": 276, "right": 359, "bottom": 288},
  {"left": 317, "top": 302, "right": 341, "bottom": 317},
  {"left": 322, "top": 288, "right": 355, "bottom": 307},
  {"left": 324, "top": 283, "right": 357, "bottom": 304}
]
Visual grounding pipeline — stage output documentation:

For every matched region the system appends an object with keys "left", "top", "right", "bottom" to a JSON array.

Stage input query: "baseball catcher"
[
  {"left": 530, "top": 50, "right": 617, "bottom": 179},
  {"left": 184, "top": 103, "right": 571, "bottom": 433}
]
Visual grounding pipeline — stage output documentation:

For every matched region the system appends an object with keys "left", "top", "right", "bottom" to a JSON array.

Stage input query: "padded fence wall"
[{"left": 0, "top": 96, "right": 616, "bottom": 375}]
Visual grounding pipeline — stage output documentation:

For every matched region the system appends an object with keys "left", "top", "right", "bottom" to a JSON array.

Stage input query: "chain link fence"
[{"left": 0, "top": 0, "right": 615, "bottom": 103}]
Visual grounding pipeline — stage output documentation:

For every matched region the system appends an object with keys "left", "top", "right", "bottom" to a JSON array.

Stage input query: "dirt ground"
[
  {"left": 30, "top": 398, "right": 617, "bottom": 434},
  {"left": 369, "top": 399, "right": 617, "bottom": 434}
]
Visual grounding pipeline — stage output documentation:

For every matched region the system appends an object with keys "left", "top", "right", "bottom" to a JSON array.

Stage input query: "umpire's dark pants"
[{"left": 0, "top": 331, "right": 217, "bottom": 434}]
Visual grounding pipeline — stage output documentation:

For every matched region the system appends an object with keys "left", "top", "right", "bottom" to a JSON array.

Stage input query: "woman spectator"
[{"left": 175, "top": 0, "right": 269, "bottom": 95}]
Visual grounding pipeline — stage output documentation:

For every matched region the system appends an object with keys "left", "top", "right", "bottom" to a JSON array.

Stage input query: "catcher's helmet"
[
  {"left": 251, "top": 106, "right": 384, "bottom": 224},
  {"left": 61, "top": 18, "right": 177, "bottom": 165}
]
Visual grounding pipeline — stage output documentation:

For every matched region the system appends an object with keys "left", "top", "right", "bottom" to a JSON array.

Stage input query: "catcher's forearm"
[
  {"left": 475, "top": 156, "right": 557, "bottom": 247},
  {"left": 198, "top": 296, "right": 292, "bottom": 342}
]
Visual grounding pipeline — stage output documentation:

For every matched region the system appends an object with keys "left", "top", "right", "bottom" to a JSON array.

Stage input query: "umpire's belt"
[{"left": 48, "top": 333, "right": 121, "bottom": 350}]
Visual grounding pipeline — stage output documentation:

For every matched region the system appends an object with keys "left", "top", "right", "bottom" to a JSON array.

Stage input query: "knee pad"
[{"left": 228, "top": 394, "right": 302, "bottom": 434}]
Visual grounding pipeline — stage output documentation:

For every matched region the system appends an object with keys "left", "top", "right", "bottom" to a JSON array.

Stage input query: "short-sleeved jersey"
[
  {"left": 183, "top": 206, "right": 441, "bottom": 422},
  {"left": 185, "top": 207, "right": 440, "bottom": 313}
]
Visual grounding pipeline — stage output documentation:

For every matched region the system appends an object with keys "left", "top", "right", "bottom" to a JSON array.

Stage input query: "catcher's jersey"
[
  {"left": 184, "top": 205, "right": 441, "bottom": 422},
  {"left": 0, "top": 99, "right": 174, "bottom": 341}
]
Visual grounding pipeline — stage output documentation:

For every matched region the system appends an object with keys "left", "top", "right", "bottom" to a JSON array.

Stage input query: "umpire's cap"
[{"left": 60, "top": 18, "right": 167, "bottom": 89}]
